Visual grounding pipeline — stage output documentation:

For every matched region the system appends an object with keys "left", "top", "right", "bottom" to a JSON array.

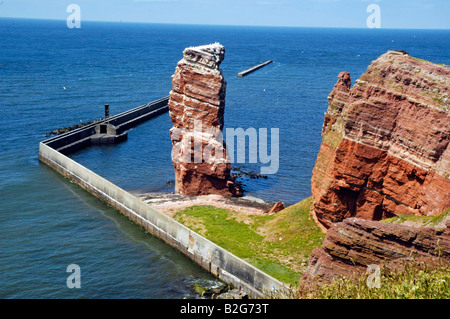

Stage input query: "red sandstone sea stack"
[
  {"left": 311, "top": 50, "right": 450, "bottom": 229},
  {"left": 169, "top": 43, "right": 242, "bottom": 197}
]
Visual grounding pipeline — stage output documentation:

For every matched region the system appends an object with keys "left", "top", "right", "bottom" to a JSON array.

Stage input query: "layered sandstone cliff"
[
  {"left": 300, "top": 215, "right": 450, "bottom": 287},
  {"left": 169, "top": 43, "right": 242, "bottom": 196},
  {"left": 312, "top": 51, "right": 450, "bottom": 229}
]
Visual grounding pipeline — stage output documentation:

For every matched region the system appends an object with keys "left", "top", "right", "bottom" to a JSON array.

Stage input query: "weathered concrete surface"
[
  {"left": 91, "top": 123, "right": 128, "bottom": 145},
  {"left": 237, "top": 60, "right": 273, "bottom": 77}
]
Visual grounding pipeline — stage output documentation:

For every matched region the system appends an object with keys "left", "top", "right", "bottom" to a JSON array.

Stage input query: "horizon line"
[{"left": 1, "top": 16, "right": 449, "bottom": 31}]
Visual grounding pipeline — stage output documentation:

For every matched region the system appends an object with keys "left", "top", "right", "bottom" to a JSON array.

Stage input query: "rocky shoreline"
[
  {"left": 189, "top": 282, "right": 249, "bottom": 299},
  {"left": 137, "top": 192, "right": 283, "bottom": 217},
  {"left": 45, "top": 117, "right": 104, "bottom": 137}
]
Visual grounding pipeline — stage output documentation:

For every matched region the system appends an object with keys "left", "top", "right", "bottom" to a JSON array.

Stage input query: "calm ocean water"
[{"left": 0, "top": 18, "right": 449, "bottom": 298}]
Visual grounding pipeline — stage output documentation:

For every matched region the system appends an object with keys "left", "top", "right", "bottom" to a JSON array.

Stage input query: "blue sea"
[{"left": 0, "top": 18, "right": 449, "bottom": 298}]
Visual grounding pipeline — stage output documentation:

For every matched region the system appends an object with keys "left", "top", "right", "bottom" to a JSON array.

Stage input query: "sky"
[{"left": 0, "top": 0, "right": 449, "bottom": 29}]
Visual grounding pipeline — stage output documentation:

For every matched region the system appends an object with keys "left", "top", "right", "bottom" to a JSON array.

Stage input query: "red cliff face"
[
  {"left": 311, "top": 51, "right": 450, "bottom": 229},
  {"left": 169, "top": 43, "right": 242, "bottom": 197}
]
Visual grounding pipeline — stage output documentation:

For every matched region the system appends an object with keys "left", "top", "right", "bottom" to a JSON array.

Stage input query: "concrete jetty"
[
  {"left": 237, "top": 60, "right": 273, "bottom": 77},
  {"left": 39, "top": 96, "right": 289, "bottom": 298},
  {"left": 44, "top": 97, "right": 169, "bottom": 154}
]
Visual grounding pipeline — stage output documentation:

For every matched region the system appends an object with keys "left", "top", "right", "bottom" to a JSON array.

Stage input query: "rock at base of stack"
[
  {"left": 169, "top": 43, "right": 242, "bottom": 197},
  {"left": 266, "top": 201, "right": 284, "bottom": 214}
]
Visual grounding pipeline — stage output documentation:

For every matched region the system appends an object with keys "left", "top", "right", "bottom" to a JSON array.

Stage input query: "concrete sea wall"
[
  {"left": 45, "top": 97, "right": 169, "bottom": 154},
  {"left": 38, "top": 100, "right": 287, "bottom": 298},
  {"left": 237, "top": 60, "right": 273, "bottom": 77}
]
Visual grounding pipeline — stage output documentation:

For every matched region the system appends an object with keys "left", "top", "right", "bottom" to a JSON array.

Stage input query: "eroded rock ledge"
[
  {"left": 300, "top": 216, "right": 450, "bottom": 288},
  {"left": 312, "top": 50, "right": 450, "bottom": 229}
]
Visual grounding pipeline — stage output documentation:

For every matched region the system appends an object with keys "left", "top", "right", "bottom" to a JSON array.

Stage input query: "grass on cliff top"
[
  {"left": 173, "top": 197, "right": 325, "bottom": 286},
  {"left": 296, "top": 261, "right": 449, "bottom": 299},
  {"left": 381, "top": 207, "right": 450, "bottom": 226},
  {"left": 410, "top": 56, "right": 448, "bottom": 66}
]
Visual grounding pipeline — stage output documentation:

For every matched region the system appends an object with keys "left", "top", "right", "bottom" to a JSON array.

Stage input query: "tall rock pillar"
[{"left": 168, "top": 43, "right": 242, "bottom": 196}]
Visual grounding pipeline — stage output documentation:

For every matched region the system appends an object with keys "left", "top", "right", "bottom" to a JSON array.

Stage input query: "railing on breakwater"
[{"left": 38, "top": 97, "right": 289, "bottom": 298}]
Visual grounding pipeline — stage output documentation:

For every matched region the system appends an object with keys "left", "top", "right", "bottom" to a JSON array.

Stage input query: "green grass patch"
[
  {"left": 174, "top": 205, "right": 266, "bottom": 259},
  {"left": 173, "top": 197, "right": 325, "bottom": 286},
  {"left": 382, "top": 207, "right": 450, "bottom": 226},
  {"left": 297, "top": 262, "right": 449, "bottom": 299},
  {"left": 260, "top": 197, "right": 325, "bottom": 260},
  {"left": 322, "top": 127, "right": 342, "bottom": 150},
  {"left": 410, "top": 56, "right": 447, "bottom": 66}
]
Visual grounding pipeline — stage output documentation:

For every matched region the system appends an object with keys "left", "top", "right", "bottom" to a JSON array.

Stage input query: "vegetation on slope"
[
  {"left": 295, "top": 208, "right": 450, "bottom": 299},
  {"left": 381, "top": 207, "right": 450, "bottom": 226},
  {"left": 173, "top": 197, "right": 325, "bottom": 286},
  {"left": 297, "top": 261, "right": 449, "bottom": 299},
  {"left": 173, "top": 199, "right": 449, "bottom": 297}
]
